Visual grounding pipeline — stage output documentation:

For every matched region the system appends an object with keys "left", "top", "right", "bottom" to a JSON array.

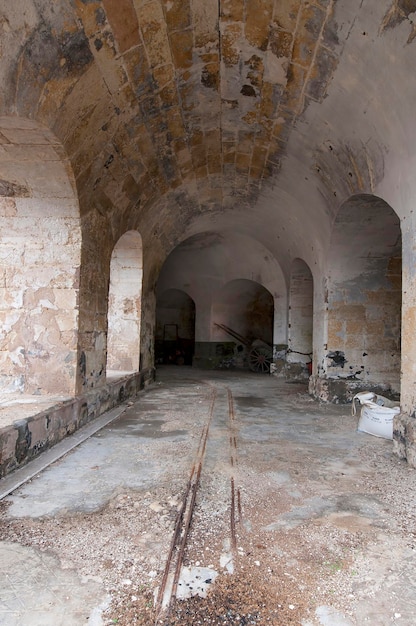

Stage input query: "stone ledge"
[{"left": 0, "top": 368, "right": 155, "bottom": 479}]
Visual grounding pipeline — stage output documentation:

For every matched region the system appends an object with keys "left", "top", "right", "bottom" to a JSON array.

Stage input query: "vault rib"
[
  {"left": 218, "top": 0, "right": 224, "bottom": 211},
  {"left": 296, "top": 0, "right": 336, "bottom": 116}
]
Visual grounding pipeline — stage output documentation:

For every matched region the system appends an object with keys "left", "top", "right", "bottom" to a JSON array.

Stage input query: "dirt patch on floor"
[
  {"left": 0, "top": 474, "right": 377, "bottom": 625},
  {"left": 0, "top": 478, "right": 341, "bottom": 625}
]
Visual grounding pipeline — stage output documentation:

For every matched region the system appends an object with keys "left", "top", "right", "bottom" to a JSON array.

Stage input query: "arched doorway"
[
  {"left": 155, "top": 230, "right": 288, "bottom": 371},
  {"left": 106, "top": 231, "right": 143, "bottom": 376},
  {"left": 287, "top": 259, "right": 313, "bottom": 378},
  {"left": 324, "top": 194, "right": 401, "bottom": 396},
  {"left": 155, "top": 289, "right": 195, "bottom": 365}
]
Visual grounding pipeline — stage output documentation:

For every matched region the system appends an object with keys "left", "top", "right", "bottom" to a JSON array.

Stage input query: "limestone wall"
[{"left": 0, "top": 118, "right": 81, "bottom": 395}]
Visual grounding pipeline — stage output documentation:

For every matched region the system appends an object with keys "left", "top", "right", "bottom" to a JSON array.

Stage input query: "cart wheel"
[{"left": 249, "top": 346, "right": 272, "bottom": 373}]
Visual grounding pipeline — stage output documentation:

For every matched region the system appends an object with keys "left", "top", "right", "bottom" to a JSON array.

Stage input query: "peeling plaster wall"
[
  {"left": 322, "top": 195, "right": 402, "bottom": 396},
  {"left": 0, "top": 117, "right": 81, "bottom": 395}
]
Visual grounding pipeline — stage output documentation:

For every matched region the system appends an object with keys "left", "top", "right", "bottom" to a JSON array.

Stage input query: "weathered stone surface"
[
  {"left": 0, "top": 368, "right": 154, "bottom": 477},
  {"left": 0, "top": 0, "right": 416, "bottom": 469},
  {"left": 394, "top": 413, "right": 416, "bottom": 468}
]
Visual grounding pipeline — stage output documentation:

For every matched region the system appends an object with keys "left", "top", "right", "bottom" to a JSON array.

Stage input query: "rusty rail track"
[
  {"left": 154, "top": 387, "right": 217, "bottom": 618},
  {"left": 154, "top": 384, "right": 243, "bottom": 621},
  {"left": 228, "top": 388, "right": 242, "bottom": 550}
]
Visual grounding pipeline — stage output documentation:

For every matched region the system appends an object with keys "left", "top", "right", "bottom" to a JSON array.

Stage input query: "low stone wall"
[
  {"left": 309, "top": 375, "right": 398, "bottom": 404},
  {"left": 0, "top": 368, "right": 155, "bottom": 479}
]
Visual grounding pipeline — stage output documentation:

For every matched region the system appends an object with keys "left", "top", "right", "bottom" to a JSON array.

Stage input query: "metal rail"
[
  {"left": 154, "top": 387, "right": 217, "bottom": 618},
  {"left": 155, "top": 383, "right": 243, "bottom": 621},
  {"left": 228, "top": 387, "right": 241, "bottom": 550}
]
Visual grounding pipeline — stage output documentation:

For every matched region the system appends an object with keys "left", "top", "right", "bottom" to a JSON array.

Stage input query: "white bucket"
[{"left": 352, "top": 392, "right": 400, "bottom": 440}]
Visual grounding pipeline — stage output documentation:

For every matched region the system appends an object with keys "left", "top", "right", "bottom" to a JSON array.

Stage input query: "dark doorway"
[{"left": 156, "top": 289, "right": 196, "bottom": 365}]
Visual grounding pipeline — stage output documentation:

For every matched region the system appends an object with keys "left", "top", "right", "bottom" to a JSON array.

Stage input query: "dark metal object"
[{"left": 214, "top": 322, "right": 273, "bottom": 373}]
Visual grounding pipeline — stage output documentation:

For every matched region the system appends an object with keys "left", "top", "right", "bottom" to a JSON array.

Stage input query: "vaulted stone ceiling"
[{"left": 1, "top": 0, "right": 415, "bottom": 274}]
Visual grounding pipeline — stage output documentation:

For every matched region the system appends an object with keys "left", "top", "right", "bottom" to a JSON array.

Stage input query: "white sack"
[{"left": 352, "top": 392, "right": 400, "bottom": 440}]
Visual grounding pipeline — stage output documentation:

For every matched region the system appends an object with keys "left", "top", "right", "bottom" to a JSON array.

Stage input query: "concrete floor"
[{"left": 0, "top": 367, "right": 415, "bottom": 625}]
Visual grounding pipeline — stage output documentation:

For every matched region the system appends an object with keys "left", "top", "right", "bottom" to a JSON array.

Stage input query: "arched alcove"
[
  {"left": 155, "top": 289, "right": 195, "bottom": 365},
  {"left": 0, "top": 117, "right": 81, "bottom": 396},
  {"left": 212, "top": 279, "right": 274, "bottom": 371},
  {"left": 325, "top": 194, "right": 401, "bottom": 395},
  {"left": 106, "top": 230, "right": 143, "bottom": 376},
  {"left": 287, "top": 259, "right": 313, "bottom": 378}
]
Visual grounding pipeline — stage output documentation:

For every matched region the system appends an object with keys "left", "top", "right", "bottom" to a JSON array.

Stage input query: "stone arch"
[
  {"left": 0, "top": 116, "right": 81, "bottom": 396},
  {"left": 287, "top": 258, "right": 313, "bottom": 378},
  {"left": 106, "top": 230, "right": 143, "bottom": 376},
  {"left": 324, "top": 193, "right": 401, "bottom": 397},
  {"left": 156, "top": 230, "right": 288, "bottom": 342},
  {"left": 155, "top": 289, "right": 196, "bottom": 365}
]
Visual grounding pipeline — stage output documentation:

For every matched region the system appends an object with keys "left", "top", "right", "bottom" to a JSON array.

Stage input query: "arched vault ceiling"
[{"left": 1, "top": 0, "right": 416, "bottom": 263}]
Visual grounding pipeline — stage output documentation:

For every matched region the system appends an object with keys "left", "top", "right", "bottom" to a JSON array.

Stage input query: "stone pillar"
[
  {"left": 140, "top": 264, "right": 156, "bottom": 373},
  {"left": 76, "top": 213, "right": 110, "bottom": 393},
  {"left": 394, "top": 220, "right": 416, "bottom": 466},
  {"left": 400, "top": 221, "right": 416, "bottom": 415}
]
